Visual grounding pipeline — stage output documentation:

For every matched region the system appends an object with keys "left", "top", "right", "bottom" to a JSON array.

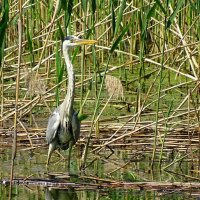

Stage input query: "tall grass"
[{"left": 0, "top": 0, "right": 200, "bottom": 172}]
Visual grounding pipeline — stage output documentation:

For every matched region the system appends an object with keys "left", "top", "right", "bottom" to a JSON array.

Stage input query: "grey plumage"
[{"left": 46, "top": 107, "right": 80, "bottom": 150}]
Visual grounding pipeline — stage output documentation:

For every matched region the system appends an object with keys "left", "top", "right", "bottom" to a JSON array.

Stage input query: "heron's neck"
[{"left": 61, "top": 47, "right": 75, "bottom": 123}]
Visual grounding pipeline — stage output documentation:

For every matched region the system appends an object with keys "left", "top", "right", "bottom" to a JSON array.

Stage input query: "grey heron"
[{"left": 46, "top": 35, "right": 96, "bottom": 171}]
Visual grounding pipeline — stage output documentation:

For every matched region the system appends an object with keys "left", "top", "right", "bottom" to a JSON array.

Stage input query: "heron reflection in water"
[
  {"left": 46, "top": 36, "right": 96, "bottom": 171},
  {"left": 45, "top": 187, "right": 78, "bottom": 200}
]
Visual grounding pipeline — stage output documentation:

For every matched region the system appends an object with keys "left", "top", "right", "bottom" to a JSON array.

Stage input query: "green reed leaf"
[
  {"left": 65, "top": 0, "right": 74, "bottom": 27},
  {"left": 0, "top": 0, "right": 9, "bottom": 67},
  {"left": 57, "top": 22, "right": 64, "bottom": 41},
  {"left": 81, "top": 0, "right": 87, "bottom": 12},
  {"left": 110, "top": 22, "right": 131, "bottom": 53},
  {"left": 55, "top": 39, "right": 64, "bottom": 106},
  {"left": 91, "top": 0, "right": 96, "bottom": 14},
  {"left": 60, "top": 0, "right": 67, "bottom": 10},
  {"left": 141, "top": 3, "right": 157, "bottom": 39},
  {"left": 155, "top": 0, "right": 166, "bottom": 14},
  {"left": 111, "top": 1, "right": 116, "bottom": 37},
  {"left": 114, "top": 0, "right": 126, "bottom": 36},
  {"left": 166, "top": 0, "right": 185, "bottom": 29},
  {"left": 147, "top": 3, "right": 157, "bottom": 20},
  {"left": 26, "top": 27, "right": 34, "bottom": 67},
  {"left": 56, "top": 42, "right": 61, "bottom": 80}
]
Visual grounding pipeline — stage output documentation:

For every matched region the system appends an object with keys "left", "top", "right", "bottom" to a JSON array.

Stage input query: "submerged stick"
[{"left": 3, "top": 177, "right": 200, "bottom": 191}]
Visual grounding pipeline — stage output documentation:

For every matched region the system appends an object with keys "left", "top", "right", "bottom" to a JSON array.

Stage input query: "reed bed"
[{"left": 0, "top": 0, "right": 200, "bottom": 169}]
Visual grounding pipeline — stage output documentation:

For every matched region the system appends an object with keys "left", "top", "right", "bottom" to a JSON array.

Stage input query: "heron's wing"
[
  {"left": 71, "top": 111, "right": 80, "bottom": 142},
  {"left": 46, "top": 108, "right": 61, "bottom": 144}
]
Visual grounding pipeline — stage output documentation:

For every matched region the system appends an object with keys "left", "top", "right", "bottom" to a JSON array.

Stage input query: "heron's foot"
[
  {"left": 46, "top": 162, "right": 50, "bottom": 172},
  {"left": 68, "top": 172, "right": 79, "bottom": 178}
]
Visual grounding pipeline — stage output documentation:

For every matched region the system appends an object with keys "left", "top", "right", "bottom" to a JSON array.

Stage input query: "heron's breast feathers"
[{"left": 46, "top": 110, "right": 61, "bottom": 144}]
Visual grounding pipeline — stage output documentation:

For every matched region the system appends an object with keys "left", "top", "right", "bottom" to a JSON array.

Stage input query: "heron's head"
[{"left": 63, "top": 35, "right": 96, "bottom": 49}]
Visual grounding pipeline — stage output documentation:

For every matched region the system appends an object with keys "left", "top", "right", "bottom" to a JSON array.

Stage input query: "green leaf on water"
[{"left": 78, "top": 113, "right": 88, "bottom": 121}]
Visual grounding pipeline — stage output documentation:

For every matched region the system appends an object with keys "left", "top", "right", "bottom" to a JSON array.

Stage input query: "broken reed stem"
[
  {"left": 9, "top": 0, "right": 23, "bottom": 199},
  {"left": 17, "top": 119, "right": 33, "bottom": 147},
  {"left": 1, "top": 75, "right": 70, "bottom": 122},
  {"left": 171, "top": 82, "right": 200, "bottom": 117},
  {"left": 163, "top": 15, "right": 200, "bottom": 77},
  {"left": 92, "top": 102, "right": 200, "bottom": 154},
  {"left": 95, "top": 91, "right": 114, "bottom": 124},
  {"left": 169, "top": 4, "right": 198, "bottom": 79},
  {"left": 162, "top": 149, "right": 199, "bottom": 170},
  {"left": 79, "top": 87, "right": 91, "bottom": 114}
]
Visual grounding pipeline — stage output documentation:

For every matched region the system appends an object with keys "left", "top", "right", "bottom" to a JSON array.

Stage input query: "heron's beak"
[{"left": 74, "top": 39, "right": 97, "bottom": 45}]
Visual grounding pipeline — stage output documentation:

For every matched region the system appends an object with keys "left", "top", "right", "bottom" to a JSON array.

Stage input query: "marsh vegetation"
[{"left": 0, "top": 0, "right": 200, "bottom": 199}]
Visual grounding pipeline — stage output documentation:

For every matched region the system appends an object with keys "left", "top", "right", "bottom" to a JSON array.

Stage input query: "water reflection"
[
  {"left": 1, "top": 146, "right": 200, "bottom": 199},
  {"left": 45, "top": 187, "right": 78, "bottom": 200}
]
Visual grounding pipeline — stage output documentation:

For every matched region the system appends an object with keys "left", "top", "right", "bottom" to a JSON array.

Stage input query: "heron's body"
[
  {"left": 46, "top": 107, "right": 80, "bottom": 151},
  {"left": 46, "top": 36, "right": 96, "bottom": 171}
]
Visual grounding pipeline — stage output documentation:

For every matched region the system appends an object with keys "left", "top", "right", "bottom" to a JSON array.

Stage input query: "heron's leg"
[
  {"left": 67, "top": 141, "right": 73, "bottom": 172},
  {"left": 46, "top": 143, "right": 55, "bottom": 170}
]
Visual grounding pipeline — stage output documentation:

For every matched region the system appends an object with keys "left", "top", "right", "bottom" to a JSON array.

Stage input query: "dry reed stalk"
[
  {"left": 35, "top": 1, "right": 59, "bottom": 75},
  {"left": 1, "top": 75, "right": 68, "bottom": 122},
  {"left": 0, "top": 66, "right": 4, "bottom": 125},
  {"left": 97, "top": 43, "right": 197, "bottom": 80},
  {"left": 1, "top": 96, "right": 40, "bottom": 122},
  {"left": 171, "top": 82, "right": 200, "bottom": 117},
  {"left": 92, "top": 105, "right": 200, "bottom": 153},
  {"left": 95, "top": 92, "right": 114, "bottom": 124},
  {"left": 92, "top": 68, "right": 161, "bottom": 153},
  {"left": 169, "top": 4, "right": 199, "bottom": 77},
  {"left": 17, "top": 119, "right": 33, "bottom": 147},
  {"left": 9, "top": 0, "right": 23, "bottom": 198}
]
